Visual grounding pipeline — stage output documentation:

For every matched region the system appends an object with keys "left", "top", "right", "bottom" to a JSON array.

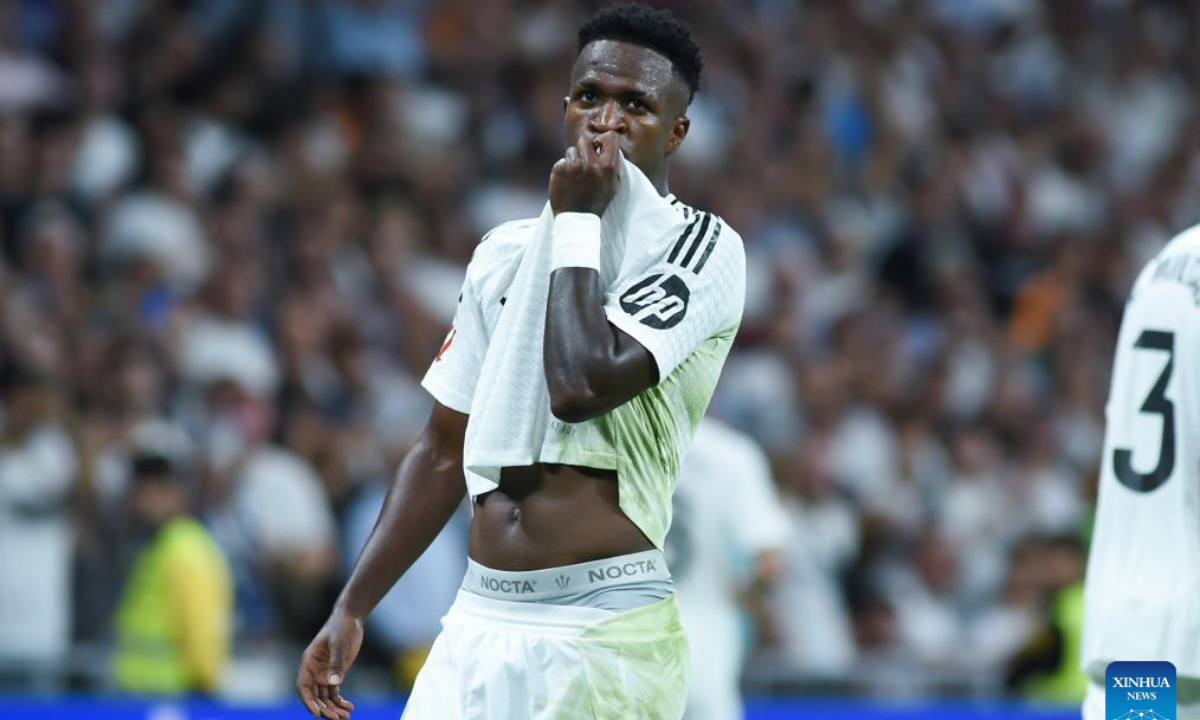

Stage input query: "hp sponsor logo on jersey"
[{"left": 620, "top": 273, "right": 690, "bottom": 329}]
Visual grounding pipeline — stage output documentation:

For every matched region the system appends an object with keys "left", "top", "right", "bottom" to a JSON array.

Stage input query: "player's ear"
[
  {"left": 666, "top": 115, "right": 690, "bottom": 157},
  {"left": 563, "top": 95, "right": 570, "bottom": 111}
]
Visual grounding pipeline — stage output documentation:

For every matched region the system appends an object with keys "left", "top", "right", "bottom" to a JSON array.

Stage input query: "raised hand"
[{"left": 549, "top": 131, "right": 620, "bottom": 216}]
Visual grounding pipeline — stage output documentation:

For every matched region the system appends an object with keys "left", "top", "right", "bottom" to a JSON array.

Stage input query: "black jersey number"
[{"left": 1113, "top": 329, "right": 1176, "bottom": 493}]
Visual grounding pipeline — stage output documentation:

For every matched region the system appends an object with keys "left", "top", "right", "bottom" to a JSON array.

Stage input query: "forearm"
[
  {"left": 544, "top": 267, "right": 617, "bottom": 405},
  {"left": 543, "top": 264, "right": 660, "bottom": 421},
  {"left": 334, "top": 434, "right": 466, "bottom": 620},
  {"left": 543, "top": 137, "right": 660, "bottom": 420}
]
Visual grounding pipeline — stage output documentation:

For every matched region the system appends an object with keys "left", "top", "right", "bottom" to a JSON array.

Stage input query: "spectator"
[
  {"left": 202, "top": 376, "right": 337, "bottom": 641},
  {"left": 768, "top": 433, "right": 859, "bottom": 676},
  {"left": 0, "top": 364, "right": 77, "bottom": 678},
  {"left": 113, "top": 451, "right": 232, "bottom": 696}
]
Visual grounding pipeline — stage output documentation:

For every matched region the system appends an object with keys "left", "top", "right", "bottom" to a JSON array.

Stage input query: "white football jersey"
[
  {"left": 1083, "top": 223, "right": 1200, "bottom": 680},
  {"left": 422, "top": 197, "right": 745, "bottom": 548}
]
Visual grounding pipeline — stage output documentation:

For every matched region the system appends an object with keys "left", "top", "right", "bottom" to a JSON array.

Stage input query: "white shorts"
[
  {"left": 402, "top": 582, "right": 688, "bottom": 719},
  {"left": 1084, "top": 680, "right": 1200, "bottom": 720}
]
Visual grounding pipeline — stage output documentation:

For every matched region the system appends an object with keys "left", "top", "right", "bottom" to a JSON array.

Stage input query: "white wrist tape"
[{"left": 551, "top": 212, "right": 602, "bottom": 270}]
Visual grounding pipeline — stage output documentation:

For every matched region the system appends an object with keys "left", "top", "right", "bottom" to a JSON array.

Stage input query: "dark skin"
[{"left": 296, "top": 39, "right": 692, "bottom": 719}]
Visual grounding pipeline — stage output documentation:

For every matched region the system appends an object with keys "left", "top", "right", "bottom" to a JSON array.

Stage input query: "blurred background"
[{"left": 0, "top": 0, "right": 1192, "bottom": 717}]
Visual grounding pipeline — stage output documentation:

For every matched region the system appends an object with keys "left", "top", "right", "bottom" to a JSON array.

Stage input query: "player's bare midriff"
[{"left": 469, "top": 463, "right": 655, "bottom": 571}]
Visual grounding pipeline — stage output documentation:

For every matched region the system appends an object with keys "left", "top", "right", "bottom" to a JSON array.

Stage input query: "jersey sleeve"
[
  {"left": 604, "top": 213, "right": 745, "bottom": 381},
  {"left": 421, "top": 271, "right": 489, "bottom": 414}
]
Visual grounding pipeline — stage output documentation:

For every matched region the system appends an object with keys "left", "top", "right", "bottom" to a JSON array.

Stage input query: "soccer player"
[
  {"left": 667, "top": 417, "right": 789, "bottom": 720},
  {"left": 1081, "top": 224, "right": 1200, "bottom": 719},
  {"left": 295, "top": 5, "right": 745, "bottom": 720}
]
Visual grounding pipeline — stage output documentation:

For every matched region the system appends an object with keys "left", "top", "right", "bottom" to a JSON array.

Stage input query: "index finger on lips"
[
  {"left": 576, "top": 135, "right": 594, "bottom": 167},
  {"left": 597, "top": 131, "right": 619, "bottom": 167}
]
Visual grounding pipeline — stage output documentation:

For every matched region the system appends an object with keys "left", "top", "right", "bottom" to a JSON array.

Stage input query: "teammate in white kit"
[
  {"left": 667, "top": 418, "right": 789, "bottom": 720},
  {"left": 296, "top": 5, "right": 745, "bottom": 719},
  {"left": 1082, "top": 223, "right": 1200, "bottom": 720}
]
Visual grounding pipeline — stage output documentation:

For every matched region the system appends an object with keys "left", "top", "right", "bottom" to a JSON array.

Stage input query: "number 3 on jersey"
[{"left": 1113, "top": 329, "right": 1176, "bottom": 493}]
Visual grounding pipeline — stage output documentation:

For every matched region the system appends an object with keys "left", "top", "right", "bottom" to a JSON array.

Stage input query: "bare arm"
[
  {"left": 544, "top": 267, "right": 657, "bottom": 422},
  {"left": 544, "top": 132, "right": 658, "bottom": 423},
  {"left": 336, "top": 402, "right": 468, "bottom": 617},
  {"left": 296, "top": 402, "right": 468, "bottom": 720}
]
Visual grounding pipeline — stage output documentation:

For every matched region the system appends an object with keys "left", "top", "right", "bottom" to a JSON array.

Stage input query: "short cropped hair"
[{"left": 578, "top": 4, "right": 702, "bottom": 104}]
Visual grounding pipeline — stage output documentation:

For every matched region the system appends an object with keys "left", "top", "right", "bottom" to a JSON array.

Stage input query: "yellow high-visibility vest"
[
  {"left": 114, "top": 517, "right": 233, "bottom": 695},
  {"left": 1023, "top": 582, "right": 1088, "bottom": 704}
]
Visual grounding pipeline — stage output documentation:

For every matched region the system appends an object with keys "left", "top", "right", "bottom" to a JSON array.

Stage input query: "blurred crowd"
[{"left": 0, "top": 0, "right": 1195, "bottom": 701}]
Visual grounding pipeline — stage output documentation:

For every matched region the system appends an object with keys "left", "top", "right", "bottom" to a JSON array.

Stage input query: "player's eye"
[
  {"left": 626, "top": 99, "right": 647, "bottom": 111},
  {"left": 579, "top": 89, "right": 598, "bottom": 103}
]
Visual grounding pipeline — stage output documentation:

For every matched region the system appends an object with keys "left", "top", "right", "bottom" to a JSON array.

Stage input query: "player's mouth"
[{"left": 585, "top": 134, "right": 629, "bottom": 156}]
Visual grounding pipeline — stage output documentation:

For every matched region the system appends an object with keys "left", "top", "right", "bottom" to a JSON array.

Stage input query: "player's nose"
[{"left": 588, "top": 101, "right": 627, "bottom": 134}]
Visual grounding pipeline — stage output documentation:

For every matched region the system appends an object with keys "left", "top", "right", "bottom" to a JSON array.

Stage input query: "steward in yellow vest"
[{"left": 114, "top": 453, "right": 232, "bottom": 695}]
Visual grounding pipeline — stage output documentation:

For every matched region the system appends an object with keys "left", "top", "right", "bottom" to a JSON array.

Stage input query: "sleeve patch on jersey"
[{"left": 620, "top": 273, "right": 690, "bottom": 329}]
